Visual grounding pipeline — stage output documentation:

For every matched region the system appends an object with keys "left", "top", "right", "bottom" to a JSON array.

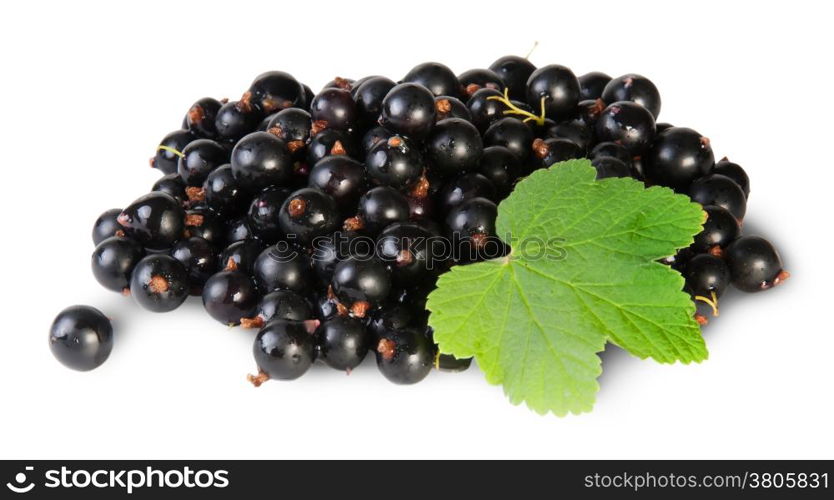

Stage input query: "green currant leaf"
[{"left": 427, "top": 159, "right": 707, "bottom": 416}]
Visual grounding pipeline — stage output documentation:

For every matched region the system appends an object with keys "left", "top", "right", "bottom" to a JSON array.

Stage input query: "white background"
[{"left": 0, "top": 0, "right": 831, "bottom": 459}]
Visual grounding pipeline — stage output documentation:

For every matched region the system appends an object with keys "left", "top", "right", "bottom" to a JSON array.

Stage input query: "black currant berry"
[
  {"left": 595, "top": 101, "right": 656, "bottom": 154},
  {"left": 241, "top": 290, "right": 313, "bottom": 329},
  {"left": 351, "top": 186, "right": 410, "bottom": 234},
  {"left": 248, "top": 186, "right": 292, "bottom": 241},
  {"left": 202, "top": 260, "right": 259, "bottom": 325},
  {"left": 118, "top": 192, "right": 185, "bottom": 252},
  {"left": 219, "top": 238, "right": 264, "bottom": 274},
  {"left": 265, "top": 108, "right": 312, "bottom": 156},
  {"left": 466, "top": 88, "right": 507, "bottom": 132},
  {"left": 438, "top": 173, "right": 497, "bottom": 211},
  {"left": 129, "top": 254, "right": 190, "bottom": 312},
  {"left": 427, "top": 118, "right": 484, "bottom": 176},
  {"left": 725, "top": 236, "right": 789, "bottom": 292},
  {"left": 692, "top": 205, "right": 741, "bottom": 254},
  {"left": 548, "top": 117, "right": 594, "bottom": 152},
  {"left": 49, "top": 306, "right": 113, "bottom": 371},
  {"left": 361, "top": 126, "right": 394, "bottom": 152},
  {"left": 478, "top": 146, "right": 522, "bottom": 197},
  {"left": 489, "top": 55, "right": 536, "bottom": 99},
  {"left": 434, "top": 96, "right": 472, "bottom": 122},
  {"left": 185, "top": 97, "right": 222, "bottom": 138},
  {"left": 253, "top": 244, "right": 313, "bottom": 293},
  {"left": 591, "top": 156, "right": 632, "bottom": 179},
  {"left": 531, "top": 137, "right": 583, "bottom": 169},
  {"left": 402, "top": 62, "right": 461, "bottom": 98},
  {"left": 178, "top": 138, "right": 227, "bottom": 186},
  {"left": 310, "top": 88, "right": 357, "bottom": 131},
  {"left": 376, "top": 222, "right": 437, "bottom": 283},
  {"left": 249, "top": 319, "right": 318, "bottom": 385},
  {"left": 445, "top": 197, "right": 499, "bottom": 260},
  {"left": 684, "top": 254, "right": 731, "bottom": 299},
  {"left": 354, "top": 76, "right": 396, "bottom": 126},
  {"left": 578, "top": 71, "right": 612, "bottom": 100},
  {"left": 526, "top": 64, "right": 581, "bottom": 119},
  {"left": 225, "top": 216, "right": 253, "bottom": 243},
  {"left": 184, "top": 206, "right": 223, "bottom": 244},
  {"left": 436, "top": 354, "right": 472, "bottom": 372},
  {"left": 92, "top": 208, "right": 125, "bottom": 245},
  {"left": 712, "top": 158, "right": 750, "bottom": 198},
  {"left": 317, "top": 316, "right": 371, "bottom": 372},
  {"left": 247, "top": 71, "right": 305, "bottom": 113},
  {"left": 366, "top": 135, "right": 424, "bottom": 190},
  {"left": 645, "top": 126, "right": 714, "bottom": 191},
  {"left": 306, "top": 128, "right": 356, "bottom": 165},
  {"left": 231, "top": 131, "right": 293, "bottom": 192},
  {"left": 332, "top": 256, "right": 391, "bottom": 314},
  {"left": 203, "top": 164, "right": 245, "bottom": 215},
  {"left": 91, "top": 236, "right": 143, "bottom": 293},
  {"left": 689, "top": 174, "right": 747, "bottom": 221},
  {"left": 153, "top": 130, "right": 196, "bottom": 174},
  {"left": 215, "top": 100, "right": 261, "bottom": 142},
  {"left": 590, "top": 141, "right": 632, "bottom": 165},
  {"left": 375, "top": 328, "right": 434, "bottom": 385},
  {"left": 152, "top": 173, "right": 187, "bottom": 204},
  {"left": 379, "top": 83, "right": 436, "bottom": 139},
  {"left": 458, "top": 68, "right": 504, "bottom": 98},
  {"left": 483, "top": 117, "right": 533, "bottom": 161},
  {"left": 171, "top": 236, "right": 218, "bottom": 294},
  {"left": 601, "top": 74, "right": 662, "bottom": 118},
  {"left": 308, "top": 155, "right": 367, "bottom": 209},
  {"left": 278, "top": 188, "right": 340, "bottom": 245}
]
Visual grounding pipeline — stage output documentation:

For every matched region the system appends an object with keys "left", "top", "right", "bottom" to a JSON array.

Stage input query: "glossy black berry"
[
  {"left": 725, "top": 236, "right": 788, "bottom": 292},
  {"left": 215, "top": 100, "right": 260, "bottom": 142},
  {"left": 459, "top": 68, "right": 504, "bottom": 98},
  {"left": 118, "top": 192, "right": 185, "bottom": 252},
  {"left": 171, "top": 236, "right": 218, "bottom": 294},
  {"left": 241, "top": 290, "right": 313, "bottom": 328},
  {"left": 177, "top": 138, "right": 227, "bottom": 187},
  {"left": 247, "top": 71, "right": 305, "bottom": 113},
  {"left": 489, "top": 55, "right": 536, "bottom": 99},
  {"left": 712, "top": 158, "right": 750, "bottom": 197},
  {"left": 427, "top": 118, "right": 483, "bottom": 176},
  {"left": 402, "top": 62, "right": 461, "bottom": 98},
  {"left": 332, "top": 256, "right": 391, "bottom": 310},
  {"left": 478, "top": 146, "right": 521, "bottom": 197},
  {"left": 380, "top": 83, "right": 436, "bottom": 139},
  {"left": 466, "top": 88, "right": 506, "bottom": 132},
  {"left": 202, "top": 264, "right": 259, "bottom": 325},
  {"left": 153, "top": 130, "right": 196, "bottom": 174},
  {"left": 361, "top": 126, "right": 394, "bottom": 152},
  {"left": 531, "top": 137, "right": 583, "bottom": 169},
  {"left": 310, "top": 88, "right": 357, "bottom": 131},
  {"left": 306, "top": 128, "right": 357, "bottom": 165},
  {"left": 645, "top": 126, "right": 714, "bottom": 191},
  {"left": 250, "top": 319, "right": 317, "bottom": 384},
  {"left": 483, "top": 117, "right": 533, "bottom": 161},
  {"left": 595, "top": 101, "right": 656, "bottom": 154},
  {"left": 308, "top": 155, "right": 367, "bottom": 209},
  {"left": 591, "top": 156, "right": 632, "bottom": 179},
  {"left": 578, "top": 71, "right": 612, "bottom": 100},
  {"left": 601, "top": 74, "right": 661, "bottom": 118},
  {"left": 231, "top": 131, "right": 293, "bottom": 192},
  {"left": 353, "top": 186, "right": 410, "bottom": 234},
  {"left": 526, "top": 64, "right": 581, "bottom": 119},
  {"left": 248, "top": 186, "right": 291, "bottom": 241},
  {"left": 278, "top": 188, "right": 340, "bottom": 245},
  {"left": 693, "top": 205, "right": 741, "bottom": 253},
  {"left": 91, "top": 236, "right": 144, "bottom": 293},
  {"left": 376, "top": 222, "right": 438, "bottom": 283},
  {"left": 225, "top": 217, "right": 253, "bottom": 243},
  {"left": 129, "top": 254, "right": 190, "bottom": 312},
  {"left": 689, "top": 174, "right": 747, "bottom": 220},
  {"left": 445, "top": 197, "right": 499, "bottom": 260},
  {"left": 684, "top": 254, "right": 731, "bottom": 298},
  {"left": 49, "top": 306, "right": 113, "bottom": 371},
  {"left": 92, "top": 208, "right": 124, "bottom": 245},
  {"left": 265, "top": 108, "right": 312, "bottom": 154},
  {"left": 253, "top": 244, "right": 313, "bottom": 293},
  {"left": 438, "top": 173, "right": 496, "bottom": 211},
  {"left": 203, "top": 164, "right": 245, "bottom": 215},
  {"left": 375, "top": 328, "right": 434, "bottom": 385},
  {"left": 436, "top": 354, "right": 472, "bottom": 372},
  {"left": 184, "top": 206, "right": 223, "bottom": 244},
  {"left": 317, "top": 316, "right": 371, "bottom": 372},
  {"left": 354, "top": 76, "right": 396, "bottom": 126},
  {"left": 219, "top": 238, "right": 265, "bottom": 274},
  {"left": 152, "top": 173, "right": 187, "bottom": 204},
  {"left": 590, "top": 141, "right": 632, "bottom": 165},
  {"left": 185, "top": 97, "right": 222, "bottom": 138},
  {"left": 433, "top": 95, "right": 471, "bottom": 122},
  {"left": 365, "top": 135, "right": 423, "bottom": 190}
]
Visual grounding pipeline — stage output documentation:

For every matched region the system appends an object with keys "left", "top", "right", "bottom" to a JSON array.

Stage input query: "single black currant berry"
[
  {"left": 478, "top": 146, "right": 522, "bottom": 197},
  {"left": 438, "top": 173, "right": 497, "bottom": 211},
  {"left": 361, "top": 126, "right": 394, "bottom": 152},
  {"left": 317, "top": 316, "right": 371, "bottom": 372},
  {"left": 152, "top": 173, "right": 187, "bottom": 204},
  {"left": 445, "top": 197, "right": 499, "bottom": 261},
  {"left": 332, "top": 256, "right": 392, "bottom": 314},
  {"left": 685, "top": 254, "right": 731, "bottom": 299},
  {"left": 354, "top": 76, "right": 396, "bottom": 126},
  {"left": 483, "top": 117, "right": 534, "bottom": 162},
  {"left": 219, "top": 238, "right": 264, "bottom": 274},
  {"left": 171, "top": 236, "right": 218, "bottom": 294},
  {"left": 689, "top": 174, "right": 747, "bottom": 221},
  {"left": 231, "top": 131, "right": 293, "bottom": 192},
  {"left": 712, "top": 157, "right": 750, "bottom": 198},
  {"left": 350, "top": 186, "right": 410, "bottom": 234},
  {"left": 322, "top": 76, "right": 354, "bottom": 91},
  {"left": 591, "top": 156, "right": 632, "bottom": 179},
  {"left": 725, "top": 236, "right": 789, "bottom": 292},
  {"left": 184, "top": 206, "right": 223, "bottom": 244},
  {"left": 548, "top": 118, "right": 594, "bottom": 152},
  {"left": 402, "top": 61, "right": 461, "bottom": 98},
  {"left": 434, "top": 96, "right": 472, "bottom": 122},
  {"left": 427, "top": 118, "right": 484, "bottom": 176},
  {"left": 310, "top": 88, "right": 358, "bottom": 131},
  {"left": 225, "top": 216, "right": 253, "bottom": 243},
  {"left": 265, "top": 108, "right": 312, "bottom": 156},
  {"left": 578, "top": 71, "right": 612, "bottom": 100},
  {"left": 278, "top": 188, "right": 340, "bottom": 245},
  {"left": 365, "top": 135, "right": 423, "bottom": 190},
  {"left": 436, "top": 354, "right": 473, "bottom": 372},
  {"left": 248, "top": 319, "right": 319, "bottom": 385},
  {"left": 590, "top": 141, "right": 633, "bottom": 165},
  {"left": 215, "top": 100, "right": 261, "bottom": 142},
  {"left": 368, "top": 303, "right": 418, "bottom": 340},
  {"left": 466, "top": 88, "right": 507, "bottom": 132},
  {"left": 308, "top": 155, "right": 367, "bottom": 209},
  {"left": 595, "top": 101, "right": 656, "bottom": 154},
  {"left": 92, "top": 236, "right": 144, "bottom": 293},
  {"left": 92, "top": 208, "right": 125, "bottom": 245},
  {"left": 240, "top": 290, "right": 313, "bottom": 329},
  {"left": 458, "top": 68, "right": 504, "bottom": 98},
  {"left": 531, "top": 137, "right": 583, "bottom": 169},
  {"left": 202, "top": 260, "right": 259, "bottom": 325},
  {"left": 118, "top": 192, "right": 185, "bottom": 252},
  {"left": 185, "top": 97, "right": 222, "bottom": 138},
  {"left": 692, "top": 205, "right": 741, "bottom": 254},
  {"left": 129, "top": 254, "right": 190, "bottom": 312},
  {"left": 247, "top": 186, "right": 292, "bottom": 241},
  {"left": 49, "top": 305, "right": 113, "bottom": 371},
  {"left": 375, "top": 328, "right": 434, "bottom": 385},
  {"left": 489, "top": 55, "right": 536, "bottom": 99},
  {"left": 645, "top": 126, "right": 714, "bottom": 191},
  {"left": 177, "top": 138, "right": 227, "bottom": 186},
  {"left": 306, "top": 128, "right": 356, "bottom": 165},
  {"left": 379, "top": 83, "right": 436, "bottom": 139},
  {"left": 601, "top": 74, "right": 662, "bottom": 118},
  {"left": 253, "top": 244, "right": 313, "bottom": 293},
  {"left": 376, "top": 222, "right": 438, "bottom": 283},
  {"left": 247, "top": 71, "right": 305, "bottom": 113},
  {"left": 153, "top": 129, "right": 196, "bottom": 174},
  {"left": 203, "top": 164, "right": 245, "bottom": 215},
  {"left": 526, "top": 64, "right": 581, "bottom": 119}
]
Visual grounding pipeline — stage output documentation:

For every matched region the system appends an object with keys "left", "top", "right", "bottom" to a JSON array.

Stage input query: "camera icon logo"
[{"left": 5, "top": 466, "right": 35, "bottom": 494}]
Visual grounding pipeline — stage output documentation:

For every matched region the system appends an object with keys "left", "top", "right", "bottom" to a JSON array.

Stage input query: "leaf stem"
[
  {"left": 487, "top": 88, "right": 547, "bottom": 126},
  {"left": 694, "top": 291, "right": 720, "bottom": 317}
]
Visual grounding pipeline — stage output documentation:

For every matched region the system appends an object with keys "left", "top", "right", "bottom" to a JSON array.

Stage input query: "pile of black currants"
[{"left": 50, "top": 57, "right": 788, "bottom": 384}]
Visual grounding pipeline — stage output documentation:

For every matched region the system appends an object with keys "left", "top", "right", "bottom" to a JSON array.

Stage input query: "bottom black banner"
[{"left": 0, "top": 460, "right": 830, "bottom": 498}]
